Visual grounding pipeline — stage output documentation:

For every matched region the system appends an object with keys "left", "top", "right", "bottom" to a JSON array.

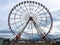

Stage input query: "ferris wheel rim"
[{"left": 8, "top": 1, "right": 53, "bottom": 37}]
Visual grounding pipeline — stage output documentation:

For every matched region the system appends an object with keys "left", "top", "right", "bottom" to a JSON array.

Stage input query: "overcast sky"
[{"left": 0, "top": 0, "right": 60, "bottom": 35}]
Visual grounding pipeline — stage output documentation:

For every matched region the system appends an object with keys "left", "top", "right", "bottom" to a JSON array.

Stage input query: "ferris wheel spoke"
[
  {"left": 14, "top": 9, "right": 26, "bottom": 15},
  {"left": 39, "top": 12, "right": 47, "bottom": 15},
  {"left": 14, "top": 21, "right": 26, "bottom": 30},
  {"left": 38, "top": 20, "right": 50, "bottom": 26},
  {"left": 11, "top": 13, "right": 25, "bottom": 17},
  {"left": 24, "top": 4, "right": 29, "bottom": 14},
  {"left": 10, "top": 20, "right": 25, "bottom": 25},
  {"left": 10, "top": 18, "right": 20, "bottom": 19},
  {"left": 38, "top": 20, "right": 46, "bottom": 23},
  {"left": 40, "top": 22, "right": 50, "bottom": 29},
  {"left": 29, "top": 2, "right": 31, "bottom": 14},
  {"left": 33, "top": 6, "right": 39, "bottom": 14},
  {"left": 37, "top": 12, "right": 47, "bottom": 17},
  {"left": 12, "top": 13, "right": 22, "bottom": 16},
  {"left": 39, "top": 22, "right": 47, "bottom": 27},
  {"left": 35, "top": 8, "right": 43, "bottom": 15},
  {"left": 38, "top": 17, "right": 50, "bottom": 25},
  {"left": 19, "top": 6, "right": 27, "bottom": 15},
  {"left": 38, "top": 16, "right": 50, "bottom": 18}
]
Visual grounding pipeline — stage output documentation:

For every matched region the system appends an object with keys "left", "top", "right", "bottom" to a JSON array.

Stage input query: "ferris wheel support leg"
[
  {"left": 10, "top": 35, "right": 20, "bottom": 45},
  {"left": 10, "top": 18, "right": 30, "bottom": 45}
]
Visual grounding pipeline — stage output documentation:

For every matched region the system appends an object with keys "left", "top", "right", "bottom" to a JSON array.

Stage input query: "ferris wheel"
[{"left": 8, "top": 1, "right": 53, "bottom": 44}]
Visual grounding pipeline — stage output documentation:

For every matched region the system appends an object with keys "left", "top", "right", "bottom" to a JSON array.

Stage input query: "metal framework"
[{"left": 8, "top": 1, "right": 53, "bottom": 45}]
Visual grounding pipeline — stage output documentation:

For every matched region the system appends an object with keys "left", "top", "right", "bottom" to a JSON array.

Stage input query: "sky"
[{"left": 0, "top": 0, "right": 60, "bottom": 36}]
